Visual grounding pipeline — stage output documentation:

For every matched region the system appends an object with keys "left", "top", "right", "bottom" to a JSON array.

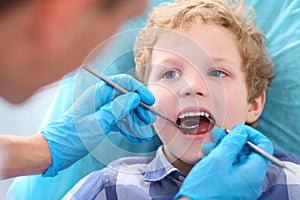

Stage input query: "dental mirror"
[{"left": 83, "top": 66, "right": 218, "bottom": 134}]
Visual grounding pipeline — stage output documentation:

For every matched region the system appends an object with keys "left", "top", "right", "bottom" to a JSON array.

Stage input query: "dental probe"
[
  {"left": 207, "top": 118, "right": 299, "bottom": 175},
  {"left": 82, "top": 65, "right": 181, "bottom": 129},
  {"left": 83, "top": 66, "right": 298, "bottom": 175}
]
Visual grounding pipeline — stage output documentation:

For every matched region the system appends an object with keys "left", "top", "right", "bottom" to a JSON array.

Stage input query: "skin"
[
  {"left": 0, "top": 0, "right": 148, "bottom": 179},
  {"left": 0, "top": 0, "right": 148, "bottom": 104},
  {"left": 147, "top": 24, "right": 265, "bottom": 175}
]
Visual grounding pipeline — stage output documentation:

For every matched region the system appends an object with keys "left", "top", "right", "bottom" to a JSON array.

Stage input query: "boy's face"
[{"left": 147, "top": 24, "right": 261, "bottom": 169}]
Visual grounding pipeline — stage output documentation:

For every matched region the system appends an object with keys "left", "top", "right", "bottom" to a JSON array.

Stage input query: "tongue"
[{"left": 196, "top": 119, "right": 210, "bottom": 134}]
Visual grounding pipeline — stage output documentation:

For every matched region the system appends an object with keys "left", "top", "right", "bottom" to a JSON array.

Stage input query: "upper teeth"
[{"left": 179, "top": 111, "right": 210, "bottom": 119}]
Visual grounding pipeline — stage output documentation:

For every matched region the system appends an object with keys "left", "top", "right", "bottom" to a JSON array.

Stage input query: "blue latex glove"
[
  {"left": 175, "top": 124, "right": 274, "bottom": 200},
  {"left": 202, "top": 127, "right": 227, "bottom": 155},
  {"left": 41, "top": 74, "right": 156, "bottom": 176}
]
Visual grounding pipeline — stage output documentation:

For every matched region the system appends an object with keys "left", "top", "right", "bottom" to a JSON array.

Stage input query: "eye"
[
  {"left": 207, "top": 69, "right": 228, "bottom": 78},
  {"left": 162, "top": 70, "right": 181, "bottom": 79}
]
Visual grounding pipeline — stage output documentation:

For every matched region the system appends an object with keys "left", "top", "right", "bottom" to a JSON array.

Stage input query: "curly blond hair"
[{"left": 134, "top": 0, "right": 274, "bottom": 102}]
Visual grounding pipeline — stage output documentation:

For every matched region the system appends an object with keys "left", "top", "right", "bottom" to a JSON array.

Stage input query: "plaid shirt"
[{"left": 63, "top": 147, "right": 300, "bottom": 200}]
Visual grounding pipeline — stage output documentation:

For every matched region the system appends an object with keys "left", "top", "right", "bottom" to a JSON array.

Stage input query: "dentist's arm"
[
  {"left": 0, "top": 134, "right": 51, "bottom": 179},
  {"left": 0, "top": 74, "right": 156, "bottom": 179}
]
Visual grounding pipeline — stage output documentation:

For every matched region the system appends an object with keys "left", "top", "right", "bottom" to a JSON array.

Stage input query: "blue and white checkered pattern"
[
  {"left": 63, "top": 147, "right": 300, "bottom": 200},
  {"left": 259, "top": 152, "right": 300, "bottom": 200}
]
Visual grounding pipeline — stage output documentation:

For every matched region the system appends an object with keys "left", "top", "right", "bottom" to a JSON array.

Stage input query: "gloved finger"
[
  {"left": 233, "top": 125, "right": 273, "bottom": 169},
  {"left": 69, "top": 82, "right": 113, "bottom": 115},
  {"left": 135, "top": 85, "right": 155, "bottom": 106},
  {"left": 212, "top": 127, "right": 227, "bottom": 143},
  {"left": 93, "top": 74, "right": 142, "bottom": 110},
  {"left": 236, "top": 148, "right": 270, "bottom": 185},
  {"left": 232, "top": 144, "right": 252, "bottom": 165},
  {"left": 211, "top": 125, "right": 249, "bottom": 162},
  {"left": 135, "top": 106, "right": 156, "bottom": 124},
  {"left": 242, "top": 150, "right": 270, "bottom": 172},
  {"left": 118, "top": 128, "right": 142, "bottom": 143},
  {"left": 202, "top": 142, "right": 215, "bottom": 155},
  {"left": 111, "top": 93, "right": 154, "bottom": 141},
  {"left": 94, "top": 74, "right": 155, "bottom": 109},
  {"left": 110, "top": 92, "right": 156, "bottom": 125},
  {"left": 240, "top": 125, "right": 274, "bottom": 155},
  {"left": 202, "top": 127, "right": 227, "bottom": 155},
  {"left": 111, "top": 74, "right": 156, "bottom": 123},
  {"left": 118, "top": 121, "right": 154, "bottom": 142},
  {"left": 116, "top": 104, "right": 154, "bottom": 142},
  {"left": 94, "top": 93, "right": 139, "bottom": 135},
  {"left": 111, "top": 93, "right": 140, "bottom": 120},
  {"left": 109, "top": 74, "right": 144, "bottom": 92},
  {"left": 110, "top": 74, "right": 155, "bottom": 104}
]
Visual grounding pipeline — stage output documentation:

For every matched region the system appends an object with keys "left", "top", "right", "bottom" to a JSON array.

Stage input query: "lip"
[{"left": 180, "top": 130, "right": 210, "bottom": 141}]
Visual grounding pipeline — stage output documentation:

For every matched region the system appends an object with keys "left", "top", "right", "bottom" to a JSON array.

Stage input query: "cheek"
[
  {"left": 148, "top": 84, "right": 179, "bottom": 134},
  {"left": 148, "top": 83, "right": 179, "bottom": 117},
  {"left": 224, "top": 85, "right": 248, "bottom": 127},
  {"left": 209, "top": 81, "right": 248, "bottom": 128}
]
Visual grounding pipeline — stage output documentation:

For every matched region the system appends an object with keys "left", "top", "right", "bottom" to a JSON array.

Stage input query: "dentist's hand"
[
  {"left": 175, "top": 124, "right": 273, "bottom": 200},
  {"left": 41, "top": 74, "right": 156, "bottom": 176}
]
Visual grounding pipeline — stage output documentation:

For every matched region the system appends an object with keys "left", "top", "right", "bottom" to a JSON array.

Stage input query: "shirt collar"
[{"left": 144, "top": 146, "right": 184, "bottom": 182}]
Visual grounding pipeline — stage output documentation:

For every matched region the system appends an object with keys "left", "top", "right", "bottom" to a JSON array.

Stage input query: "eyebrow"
[
  {"left": 155, "top": 56, "right": 237, "bottom": 69},
  {"left": 211, "top": 57, "right": 236, "bottom": 66},
  {"left": 154, "top": 57, "right": 186, "bottom": 66}
]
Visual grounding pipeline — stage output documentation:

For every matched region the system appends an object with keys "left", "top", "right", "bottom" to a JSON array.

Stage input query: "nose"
[{"left": 179, "top": 73, "right": 209, "bottom": 97}]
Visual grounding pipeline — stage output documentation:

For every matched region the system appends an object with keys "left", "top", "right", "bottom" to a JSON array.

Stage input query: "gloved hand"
[
  {"left": 202, "top": 127, "right": 227, "bottom": 155},
  {"left": 175, "top": 124, "right": 274, "bottom": 200},
  {"left": 41, "top": 74, "right": 156, "bottom": 176}
]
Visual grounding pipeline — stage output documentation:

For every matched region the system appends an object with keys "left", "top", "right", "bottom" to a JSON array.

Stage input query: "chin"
[
  {"left": 181, "top": 150, "right": 205, "bottom": 165},
  {"left": 2, "top": 87, "right": 35, "bottom": 104}
]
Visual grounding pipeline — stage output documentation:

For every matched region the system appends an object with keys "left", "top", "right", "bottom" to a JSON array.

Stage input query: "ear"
[
  {"left": 32, "top": 0, "right": 94, "bottom": 56},
  {"left": 246, "top": 91, "right": 266, "bottom": 124}
]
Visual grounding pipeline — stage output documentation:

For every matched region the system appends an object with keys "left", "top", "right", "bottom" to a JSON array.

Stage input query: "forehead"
[{"left": 151, "top": 24, "right": 242, "bottom": 69}]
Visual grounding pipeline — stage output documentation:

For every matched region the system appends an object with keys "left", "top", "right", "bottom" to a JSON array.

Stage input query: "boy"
[{"left": 64, "top": 0, "right": 300, "bottom": 199}]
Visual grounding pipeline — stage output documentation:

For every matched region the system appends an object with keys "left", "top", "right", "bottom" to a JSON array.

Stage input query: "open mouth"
[{"left": 176, "top": 111, "right": 216, "bottom": 135}]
